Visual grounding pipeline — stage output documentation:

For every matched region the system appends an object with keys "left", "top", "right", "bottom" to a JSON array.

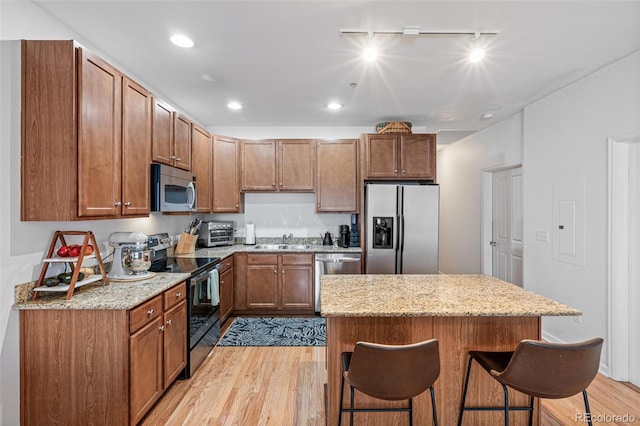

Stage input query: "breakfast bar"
[{"left": 321, "top": 274, "right": 581, "bottom": 426}]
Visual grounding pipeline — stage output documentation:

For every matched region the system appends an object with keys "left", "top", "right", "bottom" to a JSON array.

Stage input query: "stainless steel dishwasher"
[{"left": 314, "top": 252, "right": 361, "bottom": 312}]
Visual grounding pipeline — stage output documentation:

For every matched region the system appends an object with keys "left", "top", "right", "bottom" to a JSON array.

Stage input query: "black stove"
[
  {"left": 147, "top": 232, "right": 220, "bottom": 274},
  {"left": 149, "top": 256, "right": 220, "bottom": 275},
  {"left": 147, "top": 233, "right": 222, "bottom": 379}
]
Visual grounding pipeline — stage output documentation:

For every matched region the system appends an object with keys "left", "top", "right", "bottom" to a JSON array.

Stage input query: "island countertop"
[{"left": 320, "top": 274, "right": 581, "bottom": 317}]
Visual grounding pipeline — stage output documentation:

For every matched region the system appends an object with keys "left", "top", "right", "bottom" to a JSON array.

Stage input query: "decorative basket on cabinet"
[{"left": 375, "top": 121, "right": 412, "bottom": 134}]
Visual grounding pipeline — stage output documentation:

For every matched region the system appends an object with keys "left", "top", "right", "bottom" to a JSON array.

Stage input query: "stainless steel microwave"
[{"left": 151, "top": 163, "right": 196, "bottom": 212}]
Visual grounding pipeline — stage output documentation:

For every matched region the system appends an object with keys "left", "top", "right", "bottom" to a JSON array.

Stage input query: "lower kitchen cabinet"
[
  {"left": 19, "top": 281, "right": 187, "bottom": 426},
  {"left": 234, "top": 253, "right": 314, "bottom": 314},
  {"left": 218, "top": 255, "right": 234, "bottom": 323}
]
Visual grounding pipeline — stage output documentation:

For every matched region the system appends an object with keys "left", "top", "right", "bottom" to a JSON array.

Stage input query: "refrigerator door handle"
[{"left": 396, "top": 186, "right": 404, "bottom": 274}]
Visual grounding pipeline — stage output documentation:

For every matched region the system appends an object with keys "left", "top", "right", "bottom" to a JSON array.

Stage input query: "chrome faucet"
[{"left": 281, "top": 233, "right": 293, "bottom": 244}]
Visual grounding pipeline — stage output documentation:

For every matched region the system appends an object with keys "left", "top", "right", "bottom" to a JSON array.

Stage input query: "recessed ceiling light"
[
  {"left": 170, "top": 34, "right": 194, "bottom": 48},
  {"left": 326, "top": 102, "right": 343, "bottom": 111},
  {"left": 481, "top": 112, "right": 495, "bottom": 120},
  {"left": 227, "top": 101, "right": 242, "bottom": 110}
]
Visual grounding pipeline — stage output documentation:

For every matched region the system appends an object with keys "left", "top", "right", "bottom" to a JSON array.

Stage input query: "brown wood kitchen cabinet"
[
  {"left": 241, "top": 139, "right": 315, "bottom": 192},
  {"left": 21, "top": 40, "right": 152, "bottom": 220},
  {"left": 218, "top": 255, "right": 234, "bottom": 323},
  {"left": 121, "top": 77, "right": 153, "bottom": 216},
  {"left": 363, "top": 133, "right": 436, "bottom": 180},
  {"left": 191, "top": 124, "right": 212, "bottom": 213},
  {"left": 20, "top": 281, "right": 187, "bottom": 426},
  {"left": 316, "top": 139, "right": 359, "bottom": 212},
  {"left": 152, "top": 100, "right": 192, "bottom": 171},
  {"left": 212, "top": 135, "right": 244, "bottom": 213},
  {"left": 233, "top": 253, "right": 314, "bottom": 314},
  {"left": 119, "top": 281, "right": 188, "bottom": 424}
]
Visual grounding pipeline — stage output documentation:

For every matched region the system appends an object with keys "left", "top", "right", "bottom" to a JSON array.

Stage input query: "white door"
[
  {"left": 492, "top": 167, "right": 523, "bottom": 286},
  {"left": 629, "top": 142, "right": 639, "bottom": 387},
  {"left": 608, "top": 136, "right": 639, "bottom": 387}
]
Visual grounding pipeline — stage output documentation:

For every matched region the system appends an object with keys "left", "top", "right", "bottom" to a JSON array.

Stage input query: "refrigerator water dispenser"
[{"left": 373, "top": 217, "right": 393, "bottom": 249}]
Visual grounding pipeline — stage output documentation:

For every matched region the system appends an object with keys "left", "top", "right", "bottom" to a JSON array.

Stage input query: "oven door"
[{"left": 189, "top": 266, "right": 220, "bottom": 349}]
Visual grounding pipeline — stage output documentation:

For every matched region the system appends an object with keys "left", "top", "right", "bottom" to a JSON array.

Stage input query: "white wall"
[
  {"left": 437, "top": 113, "right": 523, "bottom": 274},
  {"left": 438, "top": 50, "right": 640, "bottom": 375},
  {"left": 523, "top": 51, "right": 640, "bottom": 372}
]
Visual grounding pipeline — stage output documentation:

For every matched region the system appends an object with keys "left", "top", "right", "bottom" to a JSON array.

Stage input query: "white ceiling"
[{"left": 27, "top": 1, "right": 640, "bottom": 144}]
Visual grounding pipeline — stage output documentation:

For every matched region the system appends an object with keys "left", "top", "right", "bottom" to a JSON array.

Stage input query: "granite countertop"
[
  {"left": 13, "top": 242, "right": 361, "bottom": 311},
  {"left": 13, "top": 272, "right": 190, "bottom": 310},
  {"left": 320, "top": 274, "right": 582, "bottom": 317},
  {"left": 175, "top": 243, "right": 362, "bottom": 259}
]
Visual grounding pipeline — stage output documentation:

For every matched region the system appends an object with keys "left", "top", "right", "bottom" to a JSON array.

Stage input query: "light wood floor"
[{"left": 143, "top": 344, "right": 640, "bottom": 425}]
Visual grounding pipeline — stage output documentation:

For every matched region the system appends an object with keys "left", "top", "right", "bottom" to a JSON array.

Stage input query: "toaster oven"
[{"left": 198, "top": 221, "right": 234, "bottom": 247}]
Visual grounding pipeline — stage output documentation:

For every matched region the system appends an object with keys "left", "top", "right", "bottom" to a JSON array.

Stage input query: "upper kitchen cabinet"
[
  {"left": 363, "top": 133, "right": 436, "bottom": 180},
  {"left": 278, "top": 139, "right": 315, "bottom": 191},
  {"left": 212, "top": 135, "right": 243, "bottom": 213},
  {"left": 152, "top": 100, "right": 192, "bottom": 171},
  {"left": 21, "top": 40, "right": 151, "bottom": 221},
  {"left": 191, "top": 124, "right": 212, "bottom": 213},
  {"left": 120, "top": 77, "right": 152, "bottom": 216},
  {"left": 241, "top": 139, "right": 276, "bottom": 191},
  {"left": 316, "top": 139, "right": 359, "bottom": 213},
  {"left": 173, "top": 114, "right": 192, "bottom": 170},
  {"left": 241, "top": 139, "right": 315, "bottom": 192}
]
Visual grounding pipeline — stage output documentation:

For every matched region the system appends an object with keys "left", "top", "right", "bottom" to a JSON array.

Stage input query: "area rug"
[{"left": 218, "top": 317, "right": 326, "bottom": 347}]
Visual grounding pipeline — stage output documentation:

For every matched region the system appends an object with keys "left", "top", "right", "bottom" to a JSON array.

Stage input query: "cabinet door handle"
[
  {"left": 402, "top": 170, "right": 406, "bottom": 173},
  {"left": 235, "top": 204, "right": 240, "bottom": 208},
  {"left": 394, "top": 169, "right": 398, "bottom": 173},
  {"left": 115, "top": 201, "right": 122, "bottom": 206},
  {"left": 274, "top": 270, "right": 277, "bottom": 274},
  {"left": 175, "top": 292, "right": 182, "bottom": 297},
  {"left": 159, "top": 325, "right": 165, "bottom": 331},
  {"left": 166, "top": 319, "right": 173, "bottom": 325},
  {"left": 147, "top": 309, "right": 154, "bottom": 316},
  {"left": 282, "top": 270, "right": 285, "bottom": 274},
  {"left": 124, "top": 202, "right": 131, "bottom": 207},
  {"left": 170, "top": 155, "right": 176, "bottom": 159},
  {"left": 220, "top": 280, "right": 225, "bottom": 284},
  {"left": 279, "top": 183, "right": 283, "bottom": 186},
  {"left": 176, "top": 157, "right": 181, "bottom": 161},
  {"left": 272, "top": 182, "right": 276, "bottom": 186}
]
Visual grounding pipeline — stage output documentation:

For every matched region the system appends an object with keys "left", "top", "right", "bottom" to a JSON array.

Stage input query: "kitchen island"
[{"left": 321, "top": 274, "right": 581, "bottom": 426}]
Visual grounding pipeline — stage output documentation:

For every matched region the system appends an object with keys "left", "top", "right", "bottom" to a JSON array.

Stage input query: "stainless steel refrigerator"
[{"left": 365, "top": 183, "right": 439, "bottom": 274}]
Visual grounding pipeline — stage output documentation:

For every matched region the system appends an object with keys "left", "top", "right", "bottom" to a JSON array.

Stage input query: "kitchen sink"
[
  {"left": 253, "top": 244, "right": 311, "bottom": 250},
  {"left": 253, "top": 244, "right": 286, "bottom": 250}
]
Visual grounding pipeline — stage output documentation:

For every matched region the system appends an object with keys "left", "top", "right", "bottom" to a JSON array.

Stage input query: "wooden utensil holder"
[{"left": 174, "top": 232, "right": 197, "bottom": 254}]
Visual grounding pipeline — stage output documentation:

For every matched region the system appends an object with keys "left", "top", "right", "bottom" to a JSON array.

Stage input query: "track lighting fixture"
[{"left": 469, "top": 34, "right": 486, "bottom": 63}]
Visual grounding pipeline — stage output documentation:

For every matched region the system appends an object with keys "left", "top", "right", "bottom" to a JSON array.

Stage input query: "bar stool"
[
  {"left": 457, "top": 337, "right": 603, "bottom": 426},
  {"left": 339, "top": 339, "right": 440, "bottom": 426}
]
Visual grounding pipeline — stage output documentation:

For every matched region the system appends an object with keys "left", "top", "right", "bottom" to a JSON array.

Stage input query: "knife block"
[{"left": 174, "top": 232, "right": 197, "bottom": 254}]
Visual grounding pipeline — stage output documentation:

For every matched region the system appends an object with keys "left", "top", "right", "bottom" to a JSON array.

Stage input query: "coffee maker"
[{"left": 338, "top": 225, "right": 350, "bottom": 248}]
